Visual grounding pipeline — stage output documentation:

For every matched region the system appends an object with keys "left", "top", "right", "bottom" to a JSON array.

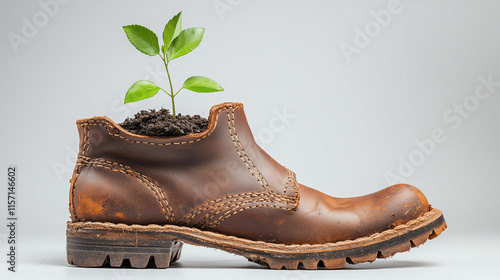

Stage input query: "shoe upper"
[{"left": 70, "top": 102, "right": 430, "bottom": 244}]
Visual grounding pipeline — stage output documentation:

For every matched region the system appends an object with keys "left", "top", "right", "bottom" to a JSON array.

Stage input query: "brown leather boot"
[{"left": 67, "top": 102, "right": 446, "bottom": 269}]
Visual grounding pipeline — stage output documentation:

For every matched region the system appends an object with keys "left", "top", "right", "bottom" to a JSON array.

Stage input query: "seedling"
[{"left": 122, "top": 11, "right": 223, "bottom": 117}]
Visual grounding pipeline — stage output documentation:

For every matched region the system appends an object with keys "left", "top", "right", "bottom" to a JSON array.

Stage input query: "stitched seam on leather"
[
  {"left": 206, "top": 203, "right": 293, "bottom": 228},
  {"left": 69, "top": 125, "right": 90, "bottom": 221},
  {"left": 67, "top": 209, "right": 441, "bottom": 248},
  {"left": 201, "top": 195, "right": 292, "bottom": 228},
  {"left": 82, "top": 125, "right": 90, "bottom": 156},
  {"left": 180, "top": 191, "right": 266, "bottom": 225},
  {"left": 69, "top": 171, "right": 78, "bottom": 220},
  {"left": 86, "top": 159, "right": 175, "bottom": 222},
  {"left": 199, "top": 185, "right": 300, "bottom": 228},
  {"left": 227, "top": 108, "right": 272, "bottom": 192},
  {"left": 194, "top": 192, "right": 294, "bottom": 228},
  {"left": 283, "top": 169, "right": 294, "bottom": 194},
  {"left": 201, "top": 192, "right": 296, "bottom": 227},
  {"left": 89, "top": 159, "right": 174, "bottom": 221},
  {"left": 76, "top": 104, "right": 243, "bottom": 146},
  {"left": 291, "top": 172, "right": 299, "bottom": 199},
  {"left": 226, "top": 108, "right": 299, "bottom": 200},
  {"left": 195, "top": 195, "right": 268, "bottom": 228},
  {"left": 181, "top": 185, "right": 297, "bottom": 226},
  {"left": 180, "top": 108, "right": 301, "bottom": 227}
]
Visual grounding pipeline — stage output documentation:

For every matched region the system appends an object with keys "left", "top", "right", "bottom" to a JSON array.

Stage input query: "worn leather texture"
[{"left": 69, "top": 102, "right": 430, "bottom": 244}]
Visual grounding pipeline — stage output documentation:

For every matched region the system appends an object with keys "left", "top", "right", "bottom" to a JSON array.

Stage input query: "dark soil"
[{"left": 119, "top": 108, "right": 208, "bottom": 137}]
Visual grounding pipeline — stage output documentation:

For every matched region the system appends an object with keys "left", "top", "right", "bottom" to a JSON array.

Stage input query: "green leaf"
[
  {"left": 124, "top": 80, "right": 161, "bottom": 103},
  {"left": 182, "top": 76, "right": 224, "bottom": 93},
  {"left": 166, "top": 27, "right": 205, "bottom": 61},
  {"left": 163, "top": 11, "right": 182, "bottom": 50},
  {"left": 123, "top": 25, "right": 160, "bottom": 56}
]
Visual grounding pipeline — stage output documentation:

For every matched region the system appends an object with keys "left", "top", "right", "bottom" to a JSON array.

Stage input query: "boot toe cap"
[{"left": 379, "top": 184, "right": 431, "bottom": 228}]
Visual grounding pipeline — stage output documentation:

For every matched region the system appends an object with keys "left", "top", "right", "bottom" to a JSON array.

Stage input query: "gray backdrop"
[{"left": 1, "top": 0, "right": 499, "bottom": 279}]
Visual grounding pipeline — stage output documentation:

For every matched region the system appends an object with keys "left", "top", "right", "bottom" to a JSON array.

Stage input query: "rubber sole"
[{"left": 67, "top": 208, "right": 446, "bottom": 269}]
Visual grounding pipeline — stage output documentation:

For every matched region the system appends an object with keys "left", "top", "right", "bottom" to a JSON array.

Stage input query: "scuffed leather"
[
  {"left": 213, "top": 183, "right": 430, "bottom": 244},
  {"left": 70, "top": 102, "right": 430, "bottom": 245}
]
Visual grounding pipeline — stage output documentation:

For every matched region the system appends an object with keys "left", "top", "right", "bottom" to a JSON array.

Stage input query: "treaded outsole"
[
  {"left": 67, "top": 208, "right": 446, "bottom": 269},
  {"left": 248, "top": 213, "right": 447, "bottom": 269}
]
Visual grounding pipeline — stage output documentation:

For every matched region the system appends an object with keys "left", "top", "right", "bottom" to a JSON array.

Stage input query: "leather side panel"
[
  {"left": 79, "top": 106, "right": 292, "bottom": 223},
  {"left": 73, "top": 164, "right": 169, "bottom": 224},
  {"left": 213, "top": 184, "right": 430, "bottom": 244},
  {"left": 230, "top": 107, "right": 291, "bottom": 196}
]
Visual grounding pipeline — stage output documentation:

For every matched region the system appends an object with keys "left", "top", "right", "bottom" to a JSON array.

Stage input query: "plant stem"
[
  {"left": 160, "top": 88, "right": 172, "bottom": 97},
  {"left": 161, "top": 55, "right": 176, "bottom": 117},
  {"left": 173, "top": 88, "right": 182, "bottom": 97}
]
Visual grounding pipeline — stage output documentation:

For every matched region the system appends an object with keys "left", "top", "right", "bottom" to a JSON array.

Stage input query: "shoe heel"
[{"left": 66, "top": 222, "right": 182, "bottom": 268}]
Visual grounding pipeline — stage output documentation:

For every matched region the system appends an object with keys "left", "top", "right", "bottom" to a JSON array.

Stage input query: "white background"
[{"left": 1, "top": 0, "right": 499, "bottom": 279}]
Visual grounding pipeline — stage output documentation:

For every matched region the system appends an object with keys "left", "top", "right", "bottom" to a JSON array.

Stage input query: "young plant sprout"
[{"left": 122, "top": 11, "right": 223, "bottom": 117}]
